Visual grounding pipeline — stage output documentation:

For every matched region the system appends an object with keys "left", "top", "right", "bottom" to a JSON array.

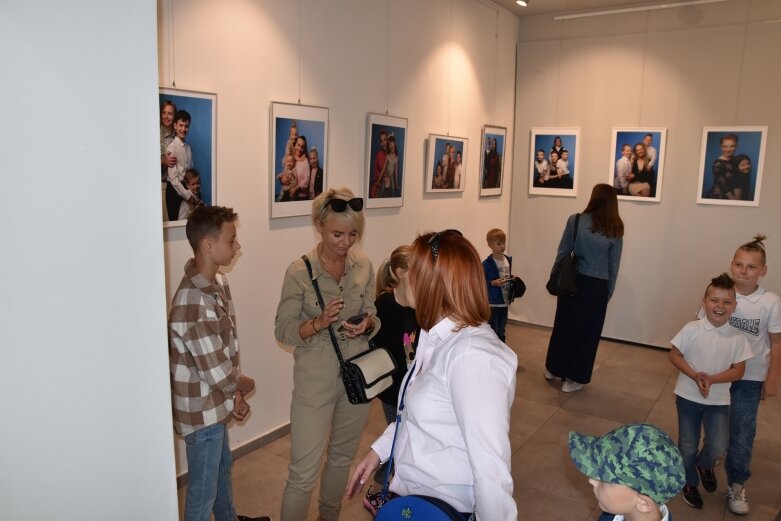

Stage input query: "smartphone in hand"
[{"left": 337, "top": 312, "right": 368, "bottom": 332}]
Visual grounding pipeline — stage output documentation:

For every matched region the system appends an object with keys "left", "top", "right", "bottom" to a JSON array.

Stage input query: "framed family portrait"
[
  {"left": 425, "top": 134, "right": 468, "bottom": 193},
  {"left": 479, "top": 125, "right": 507, "bottom": 197},
  {"left": 365, "top": 113, "right": 407, "bottom": 209},
  {"left": 528, "top": 128, "right": 579, "bottom": 197},
  {"left": 270, "top": 102, "right": 328, "bottom": 218},
  {"left": 159, "top": 88, "right": 216, "bottom": 228},
  {"left": 696, "top": 126, "right": 767, "bottom": 207},
  {"left": 609, "top": 128, "right": 667, "bottom": 203}
]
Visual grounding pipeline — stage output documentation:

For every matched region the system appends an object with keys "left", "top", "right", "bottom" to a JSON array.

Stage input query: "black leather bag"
[
  {"left": 302, "top": 256, "right": 397, "bottom": 404},
  {"left": 546, "top": 213, "right": 580, "bottom": 297}
]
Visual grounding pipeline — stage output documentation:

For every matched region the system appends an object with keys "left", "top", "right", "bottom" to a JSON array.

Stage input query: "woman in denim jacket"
[{"left": 544, "top": 184, "right": 624, "bottom": 393}]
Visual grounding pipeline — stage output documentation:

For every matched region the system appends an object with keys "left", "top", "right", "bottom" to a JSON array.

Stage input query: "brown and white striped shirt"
[{"left": 169, "top": 259, "right": 240, "bottom": 436}]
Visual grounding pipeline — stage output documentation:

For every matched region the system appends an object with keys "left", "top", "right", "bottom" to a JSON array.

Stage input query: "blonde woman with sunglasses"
[{"left": 275, "top": 187, "right": 380, "bottom": 521}]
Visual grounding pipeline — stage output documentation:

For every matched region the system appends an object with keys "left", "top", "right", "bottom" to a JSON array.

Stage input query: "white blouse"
[{"left": 371, "top": 318, "right": 518, "bottom": 520}]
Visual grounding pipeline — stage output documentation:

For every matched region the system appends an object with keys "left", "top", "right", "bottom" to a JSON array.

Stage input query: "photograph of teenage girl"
[
  {"left": 697, "top": 127, "right": 767, "bottom": 206},
  {"left": 159, "top": 89, "right": 215, "bottom": 226},
  {"left": 610, "top": 129, "right": 666, "bottom": 202}
]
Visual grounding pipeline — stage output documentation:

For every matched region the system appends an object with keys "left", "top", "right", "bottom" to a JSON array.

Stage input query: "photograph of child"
[
  {"left": 609, "top": 128, "right": 666, "bottom": 203},
  {"left": 697, "top": 127, "right": 767, "bottom": 207},
  {"left": 158, "top": 89, "right": 216, "bottom": 227},
  {"left": 529, "top": 129, "right": 578, "bottom": 197}
]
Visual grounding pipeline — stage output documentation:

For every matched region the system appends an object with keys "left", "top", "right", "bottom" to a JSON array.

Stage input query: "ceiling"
[{"left": 493, "top": 0, "right": 695, "bottom": 17}]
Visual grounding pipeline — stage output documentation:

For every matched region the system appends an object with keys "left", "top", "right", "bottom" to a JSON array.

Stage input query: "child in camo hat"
[{"left": 569, "top": 423, "right": 685, "bottom": 521}]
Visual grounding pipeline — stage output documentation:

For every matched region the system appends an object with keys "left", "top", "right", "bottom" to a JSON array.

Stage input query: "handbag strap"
[
  {"left": 380, "top": 361, "right": 416, "bottom": 500},
  {"left": 570, "top": 213, "right": 581, "bottom": 255},
  {"left": 301, "top": 255, "right": 347, "bottom": 367}
]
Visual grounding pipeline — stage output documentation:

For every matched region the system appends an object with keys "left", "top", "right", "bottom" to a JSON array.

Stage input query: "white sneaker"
[
  {"left": 562, "top": 379, "right": 584, "bottom": 393},
  {"left": 544, "top": 369, "right": 555, "bottom": 380},
  {"left": 727, "top": 482, "right": 749, "bottom": 515}
]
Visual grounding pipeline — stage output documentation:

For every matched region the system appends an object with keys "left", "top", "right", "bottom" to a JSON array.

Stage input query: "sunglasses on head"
[
  {"left": 328, "top": 197, "right": 364, "bottom": 213},
  {"left": 427, "top": 229, "right": 463, "bottom": 263}
]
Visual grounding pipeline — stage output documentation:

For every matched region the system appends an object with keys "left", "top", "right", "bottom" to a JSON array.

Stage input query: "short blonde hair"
[
  {"left": 486, "top": 228, "right": 506, "bottom": 244},
  {"left": 312, "top": 187, "right": 365, "bottom": 239}
]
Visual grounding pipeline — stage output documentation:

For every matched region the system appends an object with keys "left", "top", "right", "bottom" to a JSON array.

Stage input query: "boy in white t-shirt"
[{"left": 669, "top": 273, "right": 752, "bottom": 510}]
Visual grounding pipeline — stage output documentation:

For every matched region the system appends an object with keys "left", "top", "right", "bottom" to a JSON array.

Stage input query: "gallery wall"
[
  {"left": 1, "top": 1, "right": 178, "bottom": 519},
  {"left": 509, "top": 0, "right": 781, "bottom": 347},
  {"left": 157, "top": 0, "right": 519, "bottom": 474}
]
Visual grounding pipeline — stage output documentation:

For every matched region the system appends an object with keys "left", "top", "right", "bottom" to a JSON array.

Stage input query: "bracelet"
[{"left": 311, "top": 318, "right": 320, "bottom": 333}]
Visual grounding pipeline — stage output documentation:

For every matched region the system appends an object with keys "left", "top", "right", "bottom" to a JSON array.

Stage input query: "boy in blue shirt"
[{"left": 482, "top": 228, "right": 513, "bottom": 341}]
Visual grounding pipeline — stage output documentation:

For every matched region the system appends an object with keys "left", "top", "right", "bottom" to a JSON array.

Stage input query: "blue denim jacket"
[
  {"left": 552, "top": 213, "right": 623, "bottom": 297},
  {"left": 483, "top": 254, "right": 512, "bottom": 305}
]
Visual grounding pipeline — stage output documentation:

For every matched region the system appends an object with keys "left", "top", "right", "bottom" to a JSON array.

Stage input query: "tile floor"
[{"left": 177, "top": 323, "right": 781, "bottom": 520}]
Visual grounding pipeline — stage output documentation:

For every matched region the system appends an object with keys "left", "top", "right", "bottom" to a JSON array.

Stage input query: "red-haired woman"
[
  {"left": 544, "top": 183, "right": 624, "bottom": 392},
  {"left": 346, "top": 230, "right": 517, "bottom": 520}
]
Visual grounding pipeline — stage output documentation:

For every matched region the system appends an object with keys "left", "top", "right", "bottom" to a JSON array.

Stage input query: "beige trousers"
[{"left": 281, "top": 345, "right": 370, "bottom": 521}]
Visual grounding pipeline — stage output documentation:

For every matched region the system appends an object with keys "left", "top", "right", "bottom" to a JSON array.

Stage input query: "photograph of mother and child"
[{"left": 697, "top": 128, "right": 766, "bottom": 206}]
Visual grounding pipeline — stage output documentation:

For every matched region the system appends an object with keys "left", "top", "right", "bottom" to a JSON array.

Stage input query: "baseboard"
[{"left": 176, "top": 422, "right": 291, "bottom": 489}]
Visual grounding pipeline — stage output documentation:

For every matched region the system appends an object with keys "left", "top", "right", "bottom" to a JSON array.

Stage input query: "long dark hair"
[{"left": 583, "top": 183, "right": 624, "bottom": 238}]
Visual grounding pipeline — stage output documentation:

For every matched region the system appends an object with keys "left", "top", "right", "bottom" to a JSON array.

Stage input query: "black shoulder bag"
[
  {"left": 546, "top": 213, "right": 580, "bottom": 297},
  {"left": 506, "top": 255, "right": 526, "bottom": 304},
  {"left": 302, "top": 255, "right": 397, "bottom": 404}
]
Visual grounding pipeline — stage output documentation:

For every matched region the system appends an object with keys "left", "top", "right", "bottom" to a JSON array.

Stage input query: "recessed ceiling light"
[{"left": 516, "top": 0, "right": 528, "bottom": 6}]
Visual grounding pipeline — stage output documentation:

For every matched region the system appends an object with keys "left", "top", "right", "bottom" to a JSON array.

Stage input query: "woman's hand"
[
  {"left": 319, "top": 298, "right": 345, "bottom": 329},
  {"left": 343, "top": 312, "right": 374, "bottom": 339},
  {"left": 345, "top": 449, "right": 380, "bottom": 499}
]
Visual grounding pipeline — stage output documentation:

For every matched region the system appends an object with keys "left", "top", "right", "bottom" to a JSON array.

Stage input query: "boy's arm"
[
  {"left": 763, "top": 332, "right": 781, "bottom": 398},
  {"left": 708, "top": 360, "right": 746, "bottom": 384},
  {"left": 669, "top": 345, "right": 698, "bottom": 381}
]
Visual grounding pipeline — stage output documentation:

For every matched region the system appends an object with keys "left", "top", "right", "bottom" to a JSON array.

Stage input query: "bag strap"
[
  {"left": 570, "top": 213, "right": 581, "bottom": 255},
  {"left": 301, "top": 255, "right": 347, "bottom": 367},
  {"left": 381, "top": 361, "right": 416, "bottom": 500}
]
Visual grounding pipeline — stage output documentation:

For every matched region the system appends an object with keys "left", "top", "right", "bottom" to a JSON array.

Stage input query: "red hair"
[{"left": 409, "top": 231, "right": 490, "bottom": 331}]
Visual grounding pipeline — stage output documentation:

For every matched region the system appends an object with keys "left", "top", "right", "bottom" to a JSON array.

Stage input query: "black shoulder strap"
[
  {"left": 571, "top": 213, "right": 581, "bottom": 253},
  {"left": 301, "top": 255, "right": 347, "bottom": 367}
]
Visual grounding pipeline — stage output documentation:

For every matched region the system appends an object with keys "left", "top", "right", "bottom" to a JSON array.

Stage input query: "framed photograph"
[
  {"left": 159, "top": 88, "right": 216, "bottom": 228},
  {"left": 479, "top": 125, "right": 507, "bottom": 197},
  {"left": 696, "top": 126, "right": 767, "bottom": 207},
  {"left": 270, "top": 102, "right": 328, "bottom": 218},
  {"left": 425, "top": 134, "right": 468, "bottom": 193},
  {"left": 529, "top": 128, "right": 579, "bottom": 197},
  {"left": 365, "top": 113, "right": 408, "bottom": 209},
  {"left": 609, "top": 128, "right": 667, "bottom": 203}
]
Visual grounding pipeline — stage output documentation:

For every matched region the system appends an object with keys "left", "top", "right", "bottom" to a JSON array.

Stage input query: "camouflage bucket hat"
[{"left": 568, "top": 423, "right": 685, "bottom": 505}]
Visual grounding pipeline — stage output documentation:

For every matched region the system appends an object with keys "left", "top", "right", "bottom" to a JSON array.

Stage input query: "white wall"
[
  {"left": 157, "top": 0, "right": 519, "bottom": 474},
  {"left": 510, "top": 0, "right": 781, "bottom": 348},
  {"left": 0, "top": 2, "right": 178, "bottom": 520}
]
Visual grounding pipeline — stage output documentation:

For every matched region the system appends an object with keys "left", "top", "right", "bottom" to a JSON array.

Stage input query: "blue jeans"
[
  {"left": 676, "top": 396, "right": 729, "bottom": 487},
  {"left": 184, "top": 423, "right": 236, "bottom": 521},
  {"left": 489, "top": 306, "right": 508, "bottom": 342},
  {"left": 726, "top": 380, "right": 763, "bottom": 485}
]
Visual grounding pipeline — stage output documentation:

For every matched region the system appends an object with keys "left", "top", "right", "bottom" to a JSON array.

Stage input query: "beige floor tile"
[
  {"left": 562, "top": 385, "right": 657, "bottom": 425},
  {"left": 589, "top": 363, "right": 674, "bottom": 400},
  {"left": 514, "top": 485, "right": 593, "bottom": 521},
  {"left": 510, "top": 397, "right": 559, "bottom": 447},
  {"left": 533, "top": 409, "right": 622, "bottom": 448},
  {"left": 512, "top": 438, "right": 596, "bottom": 507}
]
